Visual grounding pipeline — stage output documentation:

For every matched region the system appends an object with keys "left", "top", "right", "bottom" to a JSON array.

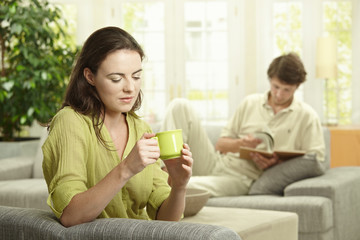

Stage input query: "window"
[
  {"left": 259, "top": 0, "right": 355, "bottom": 125},
  {"left": 119, "top": 0, "right": 231, "bottom": 124},
  {"left": 49, "top": 1, "right": 78, "bottom": 46},
  {"left": 121, "top": 2, "right": 166, "bottom": 123},
  {"left": 323, "top": 1, "right": 352, "bottom": 125},
  {"left": 273, "top": 2, "right": 303, "bottom": 56},
  {"left": 184, "top": 1, "right": 229, "bottom": 121},
  {"left": 272, "top": 1, "right": 304, "bottom": 100},
  {"left": 50, "top": 0, "right": 360, "bottom": 125}
]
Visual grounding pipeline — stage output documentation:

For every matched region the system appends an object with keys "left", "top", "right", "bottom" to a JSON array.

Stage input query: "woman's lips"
[{"left": 120, "top": 97, "right": 133, "bottom": 103}]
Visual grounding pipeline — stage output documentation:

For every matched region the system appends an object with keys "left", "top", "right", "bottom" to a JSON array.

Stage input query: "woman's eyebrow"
[
  {"left": 106, "top": 69, "right": 143, "bottom": 77},
  {"left": 132, "top": 69, "right": 143, "bottom": 74}
]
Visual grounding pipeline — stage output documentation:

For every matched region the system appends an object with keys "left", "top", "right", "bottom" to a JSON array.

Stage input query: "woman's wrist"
[
  {"left": 170, "top": 185, "right": 187, "bottom": 194},
  {"left": 116, "top": 161, "right": 133, "bottom": 183}
]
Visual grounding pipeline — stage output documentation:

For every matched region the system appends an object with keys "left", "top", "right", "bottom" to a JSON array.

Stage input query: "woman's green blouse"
[{"left": 42, "top": 107, "right": 170, "bottom": 220}]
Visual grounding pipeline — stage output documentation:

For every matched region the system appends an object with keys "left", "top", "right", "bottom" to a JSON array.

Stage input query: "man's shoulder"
[
  {"left": 294, "top": 98, "right": 316, "bottom": 112},
  {"left": 245, "top": 93, "right": 264, "bottom": 100},
  {"left": 293, "top": 99, "right": 320, "bottom": 119},
  {"left": 234, "top": 93, "right": 265, "bottom": 113},
  {"left": 243, "top": 93, "right": 264, "bottom": 104}
]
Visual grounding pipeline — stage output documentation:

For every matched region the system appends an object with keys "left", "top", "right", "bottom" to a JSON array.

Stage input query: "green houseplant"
[{"left": 0, "top": 0, "right": 76, "bottom": 141}]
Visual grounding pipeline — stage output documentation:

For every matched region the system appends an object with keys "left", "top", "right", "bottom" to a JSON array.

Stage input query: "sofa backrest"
[
  {"left": 203, "top": 122, "right": 223, "bottom": 146},
  {"left": 322, "top": 127, "right": 331, "bottom": 170},
  {"left": 0, "top": 206, "right": 241, "bottom": 240},
  {"left": 32, "top": 127, "right": 48, "bottom": 178}
]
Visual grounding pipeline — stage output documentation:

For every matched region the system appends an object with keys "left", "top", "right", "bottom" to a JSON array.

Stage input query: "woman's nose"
[{"left": 123, "top": 78, "right": 135, "bottom": 92}]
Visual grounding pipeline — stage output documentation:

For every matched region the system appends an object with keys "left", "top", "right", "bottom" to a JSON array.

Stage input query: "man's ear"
[{"left": 84, "top": 68, "right": 95, "bottom": 86}]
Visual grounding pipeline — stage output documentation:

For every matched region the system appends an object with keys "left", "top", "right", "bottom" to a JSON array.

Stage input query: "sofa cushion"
[
  {"left": 206, "top": 195, "right": 333, "bottom": 234},
  {"left": 0, "top": 157, "right": 33, "bottom": 180},
  {"left": 285, "top": 167, "right": 360, "bottom": 240},
  {"left": 248, "top": 155, "right": 325, "bottom": 195},
  {"left": 0, "top": 179, "right": 49, "bottom": 210},
  {"left": 182, "top": 206, "right": 298, "bottom": 240}
]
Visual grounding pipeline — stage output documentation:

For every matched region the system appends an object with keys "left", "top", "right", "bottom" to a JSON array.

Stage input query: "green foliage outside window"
[
  {"left": 324, "top": 1, "right": 352, "bottom": 125},
  {"left": 273, "top": 1, "right": 352, "bottom": 125},
  {"left": 273, "top": 2, "right": 302, "bottom": 56},
  {"left": 122, "top": 3, "right": 144, "bottom": 34}
]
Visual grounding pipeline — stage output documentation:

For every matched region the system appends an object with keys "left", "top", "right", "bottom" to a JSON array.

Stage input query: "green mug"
[{"left": 154, "top": 129, "right": 183, "bottom": 160}]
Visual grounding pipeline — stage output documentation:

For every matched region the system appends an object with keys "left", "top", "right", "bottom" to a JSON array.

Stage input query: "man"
[{"left": 160, "top": 52, "right": 325, "bottom": 197}]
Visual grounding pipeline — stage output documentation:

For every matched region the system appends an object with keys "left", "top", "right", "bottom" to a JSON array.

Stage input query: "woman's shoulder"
[{"left": 51, "top": 107, "right": 92, "bottom": 128}]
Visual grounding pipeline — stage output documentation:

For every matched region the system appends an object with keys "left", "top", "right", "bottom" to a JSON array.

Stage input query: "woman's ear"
[{"left": 84, "top": 68, "right": 95, "bottom": 86}]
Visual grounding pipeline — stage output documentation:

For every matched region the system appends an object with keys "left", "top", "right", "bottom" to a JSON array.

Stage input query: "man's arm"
[
  {"left": 250, "top": 152, "right": 281, "bottom": 170},
  {"left": 300, "top": 119, "right": 325, "bottom": 162},
  {"left": 215, "top": 135, "right": 262, "bottom": 154},
  {"left": 216, "top": 136, "right": 279, "bottom": 170}
]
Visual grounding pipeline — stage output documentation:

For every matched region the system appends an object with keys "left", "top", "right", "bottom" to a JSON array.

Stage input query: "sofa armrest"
[
  {"left": 72, "top": 217, "right": 241, "bottom": 240},
  {"left": 284, "top": 167, "right": 360, "bottom": 198},
  {"left": 285, "top": 167, "right": 360, "bottom": 240},
  {"left": 0, "top": 157, "right": 33, "bottom": 180},
  {"left": 0, "top": 206, "right": 241, "bottom": 240}
]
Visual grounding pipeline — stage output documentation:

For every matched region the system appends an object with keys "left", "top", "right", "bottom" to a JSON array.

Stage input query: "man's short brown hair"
[{"left": 267, "top": 52, "right": 307, "bottom": 85}]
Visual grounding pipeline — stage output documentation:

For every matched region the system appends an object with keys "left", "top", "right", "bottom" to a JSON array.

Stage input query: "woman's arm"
[
  {"left": 60, "top": 133, "right": 160, "bottom": 227},
  {"left": 156, "top": 144, "right": 193, "bottom": 221},
  {"left": 60, "top": 162, "right": 134, "bottom": 227}
]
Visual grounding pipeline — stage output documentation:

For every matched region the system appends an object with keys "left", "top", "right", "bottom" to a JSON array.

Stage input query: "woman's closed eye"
[
  {"left": 110, "top": 76, "right": 140, "bottom": 82},
  {"left": 107, "top": 70, "right": 142, "bottom": 82},
  {"left": 132, "top": 74, "right": 141, "bottom": 80},
  {"left": 110, "top": 77, "right": 122, "bottom": 82},
  {"left": 107, "top": 73, "right": 123, "bottom": 82}
]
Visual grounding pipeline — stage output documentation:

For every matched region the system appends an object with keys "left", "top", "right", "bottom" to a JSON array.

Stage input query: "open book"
[{"left": 239, "top": 146, "right": 305, "bottom": 161}]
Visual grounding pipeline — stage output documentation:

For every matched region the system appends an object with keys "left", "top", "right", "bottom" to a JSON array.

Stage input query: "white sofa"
[
  {"left": 0, "top": 205, "right": 241, "bottom": 240},
  {"left": 0, "top": 127, "right": 48, "bottom": 210},
  {"left": 0, "top": 128, "right": 242, "bottom": 240},
  {"left": 200, "top": 123, "right": 360, "bottom": 240},
  {"left": 1, "top": 124, "right": 360, "bottom": 240}
]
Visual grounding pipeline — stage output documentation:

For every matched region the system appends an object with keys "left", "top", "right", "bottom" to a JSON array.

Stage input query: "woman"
[{"left": 42, "top": 26, "right": 193, "bottom": 227}]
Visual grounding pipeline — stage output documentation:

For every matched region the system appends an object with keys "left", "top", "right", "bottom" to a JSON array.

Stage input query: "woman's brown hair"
[{"left": 60, "top": 26, "right": 145, "bottom": 147}]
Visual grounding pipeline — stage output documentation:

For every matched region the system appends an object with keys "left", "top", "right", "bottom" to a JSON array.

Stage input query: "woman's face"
[{"left": 84, "top": 49, "right": 142, "bottom": 115}]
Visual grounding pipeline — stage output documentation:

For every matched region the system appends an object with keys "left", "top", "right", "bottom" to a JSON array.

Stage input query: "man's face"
[{"left": 269, "top": 77, "right": 298, "bottom": 107}]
